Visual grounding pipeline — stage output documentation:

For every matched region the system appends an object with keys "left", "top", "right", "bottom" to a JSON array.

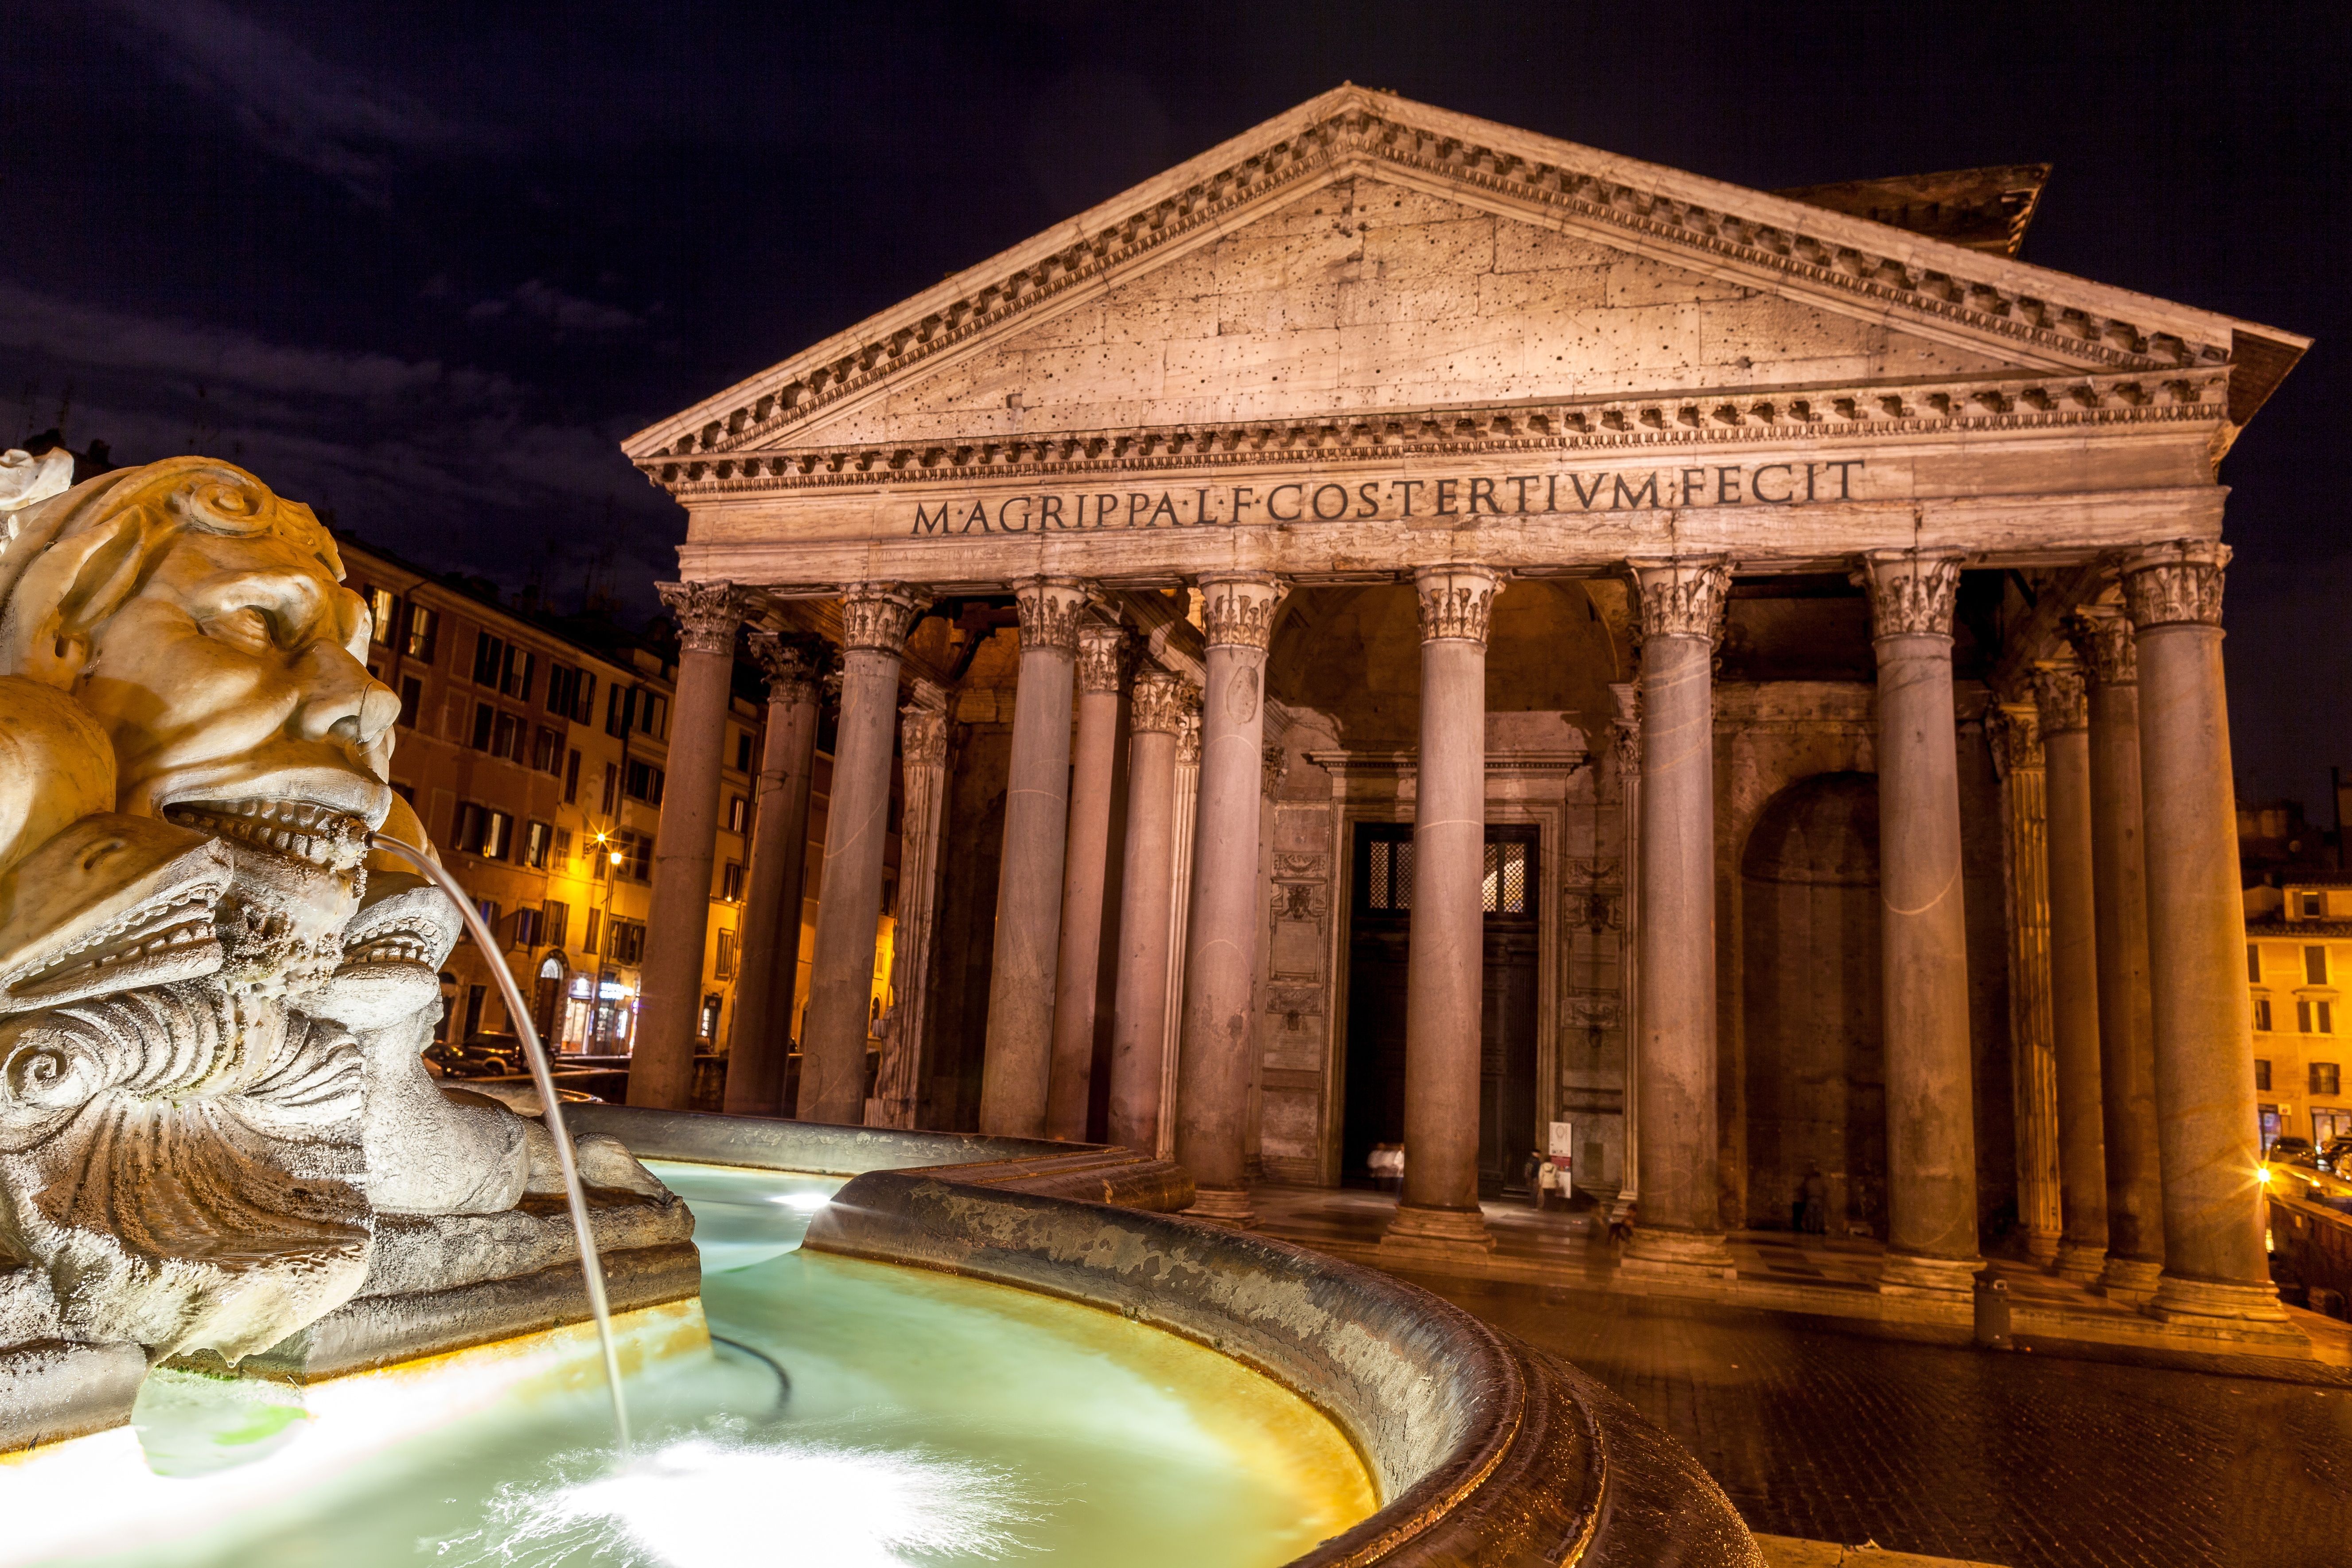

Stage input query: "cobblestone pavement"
[{"left": 1390, "top": 1270, "right": 2352, "bottom": 1568}]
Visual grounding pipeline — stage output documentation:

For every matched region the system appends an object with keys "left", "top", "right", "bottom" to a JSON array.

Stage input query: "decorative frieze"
[
  {"left": 1130, "top": 667, "right": 1198, "bottom": 735},
  {"left": 1860, "top": 548, "right": 1964, "bottom": 639},
  {"left": 837, "top": 582, "right": 930, "bottom": 652},
  {"left": 747, "top": 630, "right": 824, "bottom": 706},
  {"left": 2066, "top": 605, "right": 2137, "bottom": 686},
  {"left": 2030, "top": 662, "right": 2089, "bottom": 734},
  {"left": 1198, "top": 574, "right": 1288, "bottom": 650},
  {"left": 1414, "top": 564, "right": 1502, "bottom": 644},
  {"left": 1013, "top": 577, "right": 1091, "bottom": 653},
  {"left": 1075, "top": 623, "right": 1133, "bottom": 692},
  {"left": 656, "top": 580, "right": 751, "bottom": 656},
  {"left": 2120, "top": 540, "right": 2228, "bottom": 631},
  {"left": 1626, "top": 556, "right": 1730, "bottom": 642}
]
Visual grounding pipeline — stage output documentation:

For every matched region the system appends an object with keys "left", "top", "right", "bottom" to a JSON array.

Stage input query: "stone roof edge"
[{"left": 623, "top": 85, "right": 2308, "bottom": 465}]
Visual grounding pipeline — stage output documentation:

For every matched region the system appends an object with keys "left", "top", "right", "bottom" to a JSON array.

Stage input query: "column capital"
[
  {"left": 1012, "top": 576, "right": 1092, "bottom": 653},
  {"left": 837, "top": 582, "right": 930, "bottom": 653},
  {"left": 1196, "top": 573, "right": 1288, "bottom": 650},
  {"left": 1176, "top": 711, "right": 1203, "bottom": 766},
  {"left": 1130, "top": 666, "right": 1199, "bottom": 735},
  {"left": 656, "top": 580, "right": 753, "bottom": 656},
  {"left": 1413, "top": 563, "right": 1504, "bottom": 644},
  {"left": 1075, "top": 623, "right": 1134, "bottom": 692},
  {"left": 900, "top": 697, "right": 950, "bottom": 767},
  {"left": 2065, "top": 604, "right": 2137, "bottom": 686},
  {"left": 2031, "top": 661, "right": 2089, "bottom": 735},
  {"left": 1608, "top": 680, "right": 1641, "bottom": 774},
  {"left": 747, "top": 630, "right": 825, "bottom": 705},
  {"left": 2120, "top": 540, "right": 2229, "bottom": 631},
  {"left": 1859, "top": 548, "right": 1964, "bottom": 640},
  {"left": 1626, "top": 556, "right": 1731, "bottom": 642},
  {"left": 1988, "top": 701, "right": 2044, "bottom": 777}
]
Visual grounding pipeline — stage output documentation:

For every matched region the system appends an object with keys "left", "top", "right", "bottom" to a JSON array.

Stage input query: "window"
[
  {"left": 542, "top": 900, "right": 569, "bottom": 950},
  {"left": 471, "top": 632, "right": 535, "bottom": 700},
  {"left": 624, "top": 758, "right": 665, "bottom": 805},
  {"left": 492, "top": 711, "right": 526, "bottom": 763},
  {"left": 607, "top": 918, "right": 646, "bottom": 965},
  {"left": 2313, "top": 1062, "right": 2342, "bottom": 1097},
  {"left": 2308, "top": 946, "right": 2331, "bottom": 986},
  {"left": 2304, "top": 892, "right": 2326, "bottom": 918},
  {"left": 522, "top": 819, "right": 553, "bottom": 870},
  {"left": 513, "top": 905, "right": 543, "bottom": 948},
  {"left": 453, "top": 801, "right": 487, "bottom": 855},
  {"left": 404, "top": 604, "right": 439, "bottom": 661},
  {"left": 471, "top": 702, "right": 495, "bottom": 751},
  {"left": 716, "top": 929, "right": 738, "bottom": 980},
  {"left": 564, "top": 749, "right": 583, "bottom": 804},
  {"left": 547, "top": 663, "right": 595, "bottom": 723},
  {"left": 615, "top": 830, "right": 654, "bottom": 882},
  {"left": 2255, "top": 997, "right": 2274, "bottom": 1033},
  {"left": 485, "top": 809, "right": 514, "bottom": 860},
  {"left": 2300, "top": 999, "right": 2335, "bottom": 1035},
  {"left": 1482, "top": 840, "right": 1530, "bottom": 915},
  {"left": 1364, "top": 837, "right": 1414, "bottom": 911},
  {"left": 607, "top": 684, "right": 638, "bottom": 738},
  {"left": 2249, "top": 945, "right": 2264, "bottom": 984},
  {"left": 639, "top": 693, "right": 667, "bottom": 739},
  {"left": 583, "top": 908, "right": 602, "bottom": 958},
  {"left": 721, "top": 860, "right": 744, "bottom": 901},
  {"left": 533, "top": 726, "right": 561, "bottom": 773},
  {"left": 474, "top": 898, "right": 499, "bottom": 935},
  {"left": 2256, "top": 1058, "right": 2273, "bottom": 1091},
  {"left": 456, "top": 804, "right": 514, "bottom": 861},
  {"left": 397, "top": 676, "right": 423, "bottom": 729},
  {"left": 726, "top": 794, "right": 748, "bottom": 834},
  {"left": 554, "top": 827, "right": 573, "bottom": 863},
  {"left": 698, "top": 992, "right": 722, "bottom": 1041},
  {"left": 366, "top": 587, "right": 397, "bottom": 646},
  {"left": 600, "top": 762, "right": 618, "bottom": 813},
  {"left": 736, "top": 731, "right": 754, "bottom": 772}
]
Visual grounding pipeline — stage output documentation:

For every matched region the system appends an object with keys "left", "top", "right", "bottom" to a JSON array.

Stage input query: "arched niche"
[{"left": 1739, "top": 771, "right": 1885, "bottom": 1234}]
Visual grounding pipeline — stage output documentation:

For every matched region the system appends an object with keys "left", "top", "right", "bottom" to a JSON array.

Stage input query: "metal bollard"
[{"left": 1973, "top": 1273, "right": 2013, "bottom": 1349}]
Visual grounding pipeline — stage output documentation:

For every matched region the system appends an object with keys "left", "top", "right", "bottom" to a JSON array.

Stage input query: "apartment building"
[
  {"left": 2246, "top": 870, "right": 2352, "bottom": 1148},
  {"left": 339, "top": 536, "right": 766, "bottom": 1057}
]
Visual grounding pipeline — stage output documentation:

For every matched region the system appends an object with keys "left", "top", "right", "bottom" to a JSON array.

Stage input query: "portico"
[{"left": 620, "top": 88, "right": 2306, "bottom": 1325}]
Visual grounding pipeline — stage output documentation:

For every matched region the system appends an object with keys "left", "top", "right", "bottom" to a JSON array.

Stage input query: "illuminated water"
[{"left": 8, "top": 1161, "right": 1375, "bottom": 1567}]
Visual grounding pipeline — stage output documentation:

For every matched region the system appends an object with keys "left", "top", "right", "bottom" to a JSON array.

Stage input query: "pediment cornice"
[{"left": 625, "top": 87, "right": 2301, "bottom": 475}]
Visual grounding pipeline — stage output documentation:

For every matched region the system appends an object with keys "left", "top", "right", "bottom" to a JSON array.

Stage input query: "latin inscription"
[{"left": 909, "top": 460, "right": 1865, "bottom": 535}]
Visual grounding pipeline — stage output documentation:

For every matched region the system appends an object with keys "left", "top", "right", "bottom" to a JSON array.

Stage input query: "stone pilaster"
[
  {"left": 1988, "top": 702, "right": 2064, "bottom": 1265},
  {"left": 1383, "top": 565, "right": 1503, "bottom": 1259},
  {"left": 2033, "top": 661, "right": 2111, "bottom": 1283},
  {"left": 2121, "top": 542, "right": 2292, "bottom": 1336},
  {"left": 724, "top": 632, "right": 823, "bottom": 1117},
  {"left": 980, "top": 577, "right": 1092, "bottom": 1137},
  {"left": 1608, "top": 679, "right": 1642, "bottom": 1224},
  {"left": 1107, "top": 667, "right": 1198, "bottom": 1153},
  {"left": 1861, "top": 549, "right": 1982, "bottom": 1299},
  {"left": 1046, "top": 622, "right": 1133, "bottom": 1139},
  {"left": 870, "top": 681, "right": 950, "bottom": 1129},
  {"left": 1175, "top": 573, "right": 1287, "bottom": 1222},
  {"left": 631, "top": 581, "right": 752, "bottom": 1109},
  {"left": 802, "top": 581, "right": 928, "bottom": 1124},
  {"left": 1160, "top": 709, "right": 1202, "bottom": 1159},
  {"left": 1622, "top": 556, "right": 1736, "bottom": 1279}
]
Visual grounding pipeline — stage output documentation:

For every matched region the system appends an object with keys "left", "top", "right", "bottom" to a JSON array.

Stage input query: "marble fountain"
[{"left": 0, "top": 453, "right": 1755, "bottom": 1565}]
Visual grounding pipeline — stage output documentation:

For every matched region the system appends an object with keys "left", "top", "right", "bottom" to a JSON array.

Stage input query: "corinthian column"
[
  {"left": 724, "top": 633, "right": 823, "bottom": 1117},
  {"left": 1988, "top": 702, "right": 2064, "bottom": 1265},
  {"left": 2033, "top": 661, "right": 2110, "bottom": 1283},
  {"left": 1383, "top": 565, "right": 1503, "bottom": 1257},
  {"left": 1609, "top": 681, "right": 1642, "bottom": 1222},
  {"left": 2069, "top": 605, "right": 2166, "bottom": 1301},
  {"left": 1107, "top": 667, "right": 1197, "bottom": 1152},
  {"left": 801, "top": 582, "right": 928, "bottom": 1124},
  {"left": 1622, "top": 556, "right": 1735, "bottom": 1279},
  {"left": 1160, "top": 712, "right": 1202, "bottom": 1159},
  {"left": 978, "top": 577, "right": 1091, "bottom": 1137},
  {"left": 1862, "top": 549, "right": 1981, "bottom": 1299},
  {"left": 2122, "top": 542, "right": 2291, "bottom": 1336},
  {"left": 1174, "top": 573, "right": 1287, "bottom": 1222},
  {"left": 1046, "top": 623, "right": 1132, "bottom": 1139},
  {"left": 632, "top": 580, "right": 750, "bottom": 1109},
  {"left": 870, "top": 681, "right": 950, "bottom": 1129}
]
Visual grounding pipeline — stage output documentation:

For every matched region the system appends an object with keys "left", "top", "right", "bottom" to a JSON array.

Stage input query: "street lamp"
[{"left": 590, "top": 831, "right": 622, "bottom": 1053}]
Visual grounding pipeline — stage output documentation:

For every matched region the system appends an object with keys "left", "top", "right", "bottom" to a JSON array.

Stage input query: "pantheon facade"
[{"left": 617, "top": 89, "right": 2306, "bottom": 1335}]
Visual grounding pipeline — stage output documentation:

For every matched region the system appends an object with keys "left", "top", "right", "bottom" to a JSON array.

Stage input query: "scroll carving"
[
  {"left": 2066, "top": 606, "right": 2137, "bottom": 687},
  {"left": 1626, "top": 556, "right": 1730, "bottom": 641},
  {"left": 1861, "top": 548, "right": 1964, "bottom": 639},
  {"left": 1415, "top": 564, "right": 1502, "bottom": 644},
  {"left": 2030, "top": 662, "right": 2089, "bottom": 734},
  {"left": 838, "top": 582, "right": 931, "bottom": 652},
  {"left": 1013, "top": 577, "right": 1090, "bottom": 653},
  {"left": 1130, "top": 668, "right": 1198, "bottom": 735},
  {"left": 1198, "top": 574, "right": 1287, "bottom": 650},
  {"left": 2121, "top": 541, "right": 2227, "bottom": 631},
  {"left": 656, "top": 580, "right": 752, "bottom": 656}
]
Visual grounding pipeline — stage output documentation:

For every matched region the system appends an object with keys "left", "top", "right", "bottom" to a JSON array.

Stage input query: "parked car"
[
  {"left": 2268, "top": 1135, "right": 2318, "bottom": 1169},
  {"left": 2317, "top": 1136, "right": 2352, "bottom": 1176},
  {"left": 422, "top": 1037, "right": 523, "bottom": 1079}
]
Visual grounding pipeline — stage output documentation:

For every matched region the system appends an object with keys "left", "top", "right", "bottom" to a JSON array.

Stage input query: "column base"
[
  {"left": 2053, "top": 1241, "right": 2109, "bottom": 1286},
  {"left": 1877, "top": 1251, "right": 1981, "bottom": 1302},
  {"left": 1619, "top": 1228, "right": 1737, "bottom": 1284},
  {"left": 1184, "top": 1186, "right": 1256, "bottom": 1229},
  {"left": 2021, "top": 1230, "right": 2061, "bottom": 1265},
  {"left": 1377, "top": 1203, "right": 1495, "bottom": 1262},
  {"left": 2096, "top": 1256, "right": 2164, "bottom": 1304},
  {"left": 2144, "top": 1274, "right": 2305, "bottom": 1346}
]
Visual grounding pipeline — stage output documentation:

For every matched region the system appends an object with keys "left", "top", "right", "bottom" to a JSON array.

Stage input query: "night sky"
[{"left": 7, "top": 3, "right": 2344, "bottom": 805}]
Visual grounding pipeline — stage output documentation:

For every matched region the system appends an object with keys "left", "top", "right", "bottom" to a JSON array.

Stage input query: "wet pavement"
[{"left": 1392, "top": 1269, "right": 2352, "bottom": 1568}]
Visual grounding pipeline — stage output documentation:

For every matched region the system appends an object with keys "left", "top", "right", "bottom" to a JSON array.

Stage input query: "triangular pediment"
[{"left": 626, "top": 86, "right": 2303, "bottom": 479}]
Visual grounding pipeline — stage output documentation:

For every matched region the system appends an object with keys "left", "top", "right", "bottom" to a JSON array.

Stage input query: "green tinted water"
[{"left": 11, "top": 1161, "right": 1373, "bottom": 1567}]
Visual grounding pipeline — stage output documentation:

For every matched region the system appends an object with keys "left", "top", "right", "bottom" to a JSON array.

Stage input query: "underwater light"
[{"left": 771, "top": 1191, "right": 832, "bottom": 1212}]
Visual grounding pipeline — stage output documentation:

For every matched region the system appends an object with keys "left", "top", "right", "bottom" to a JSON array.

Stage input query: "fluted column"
[
  {"left": 1174, "top": 573, "right": 1287, "bottom": 1222},
  {"left": 2122, "top": 542, "right": 2290, "bottom": 1335},
  {"left": 1107, "top": 668, "right": 1196, "bottom": 1152},
  {"left": 1988, "top": 703, "right": 2064, "bottom": 1264},
  {"left": 801, "top": 583, "right": 928, "bottom": 1124},
  {"left": 1046, "top": 624, "right": 1132, "bottom": 1139},
  {"left": 1622, "top": 556, "right": 1735, "bottom": 1278},
  {"left": 1158, "top": 712, "right": 1202, "bottom": 1159},
  {"left": 2034, "top": 661, "right": 2110, "bottom": 1283},
  {"left": 978, "top": 578, "right": 1091, "bottom": 1137},
  {"left": 631, "top": 581, "right": 750, "bottom": 1109},
  {"left": 1384, "top": 565, "right": 1503, "bottom": 1257},
  {"left": 870, "top": 682, "right": 950, "bottom": 1129},
  {"left": 1862, "top": 549, "right": 1981, "bottom": 1298},
  {"left": 1609, "top": 681, "right": 1642, "bottom": 1221},
  {"left": 724, "top": 633, "right": 823, "bottom": 1117},
  {"left": 2069, "top": 605, "right": 2166, "bottom": 1301}
]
